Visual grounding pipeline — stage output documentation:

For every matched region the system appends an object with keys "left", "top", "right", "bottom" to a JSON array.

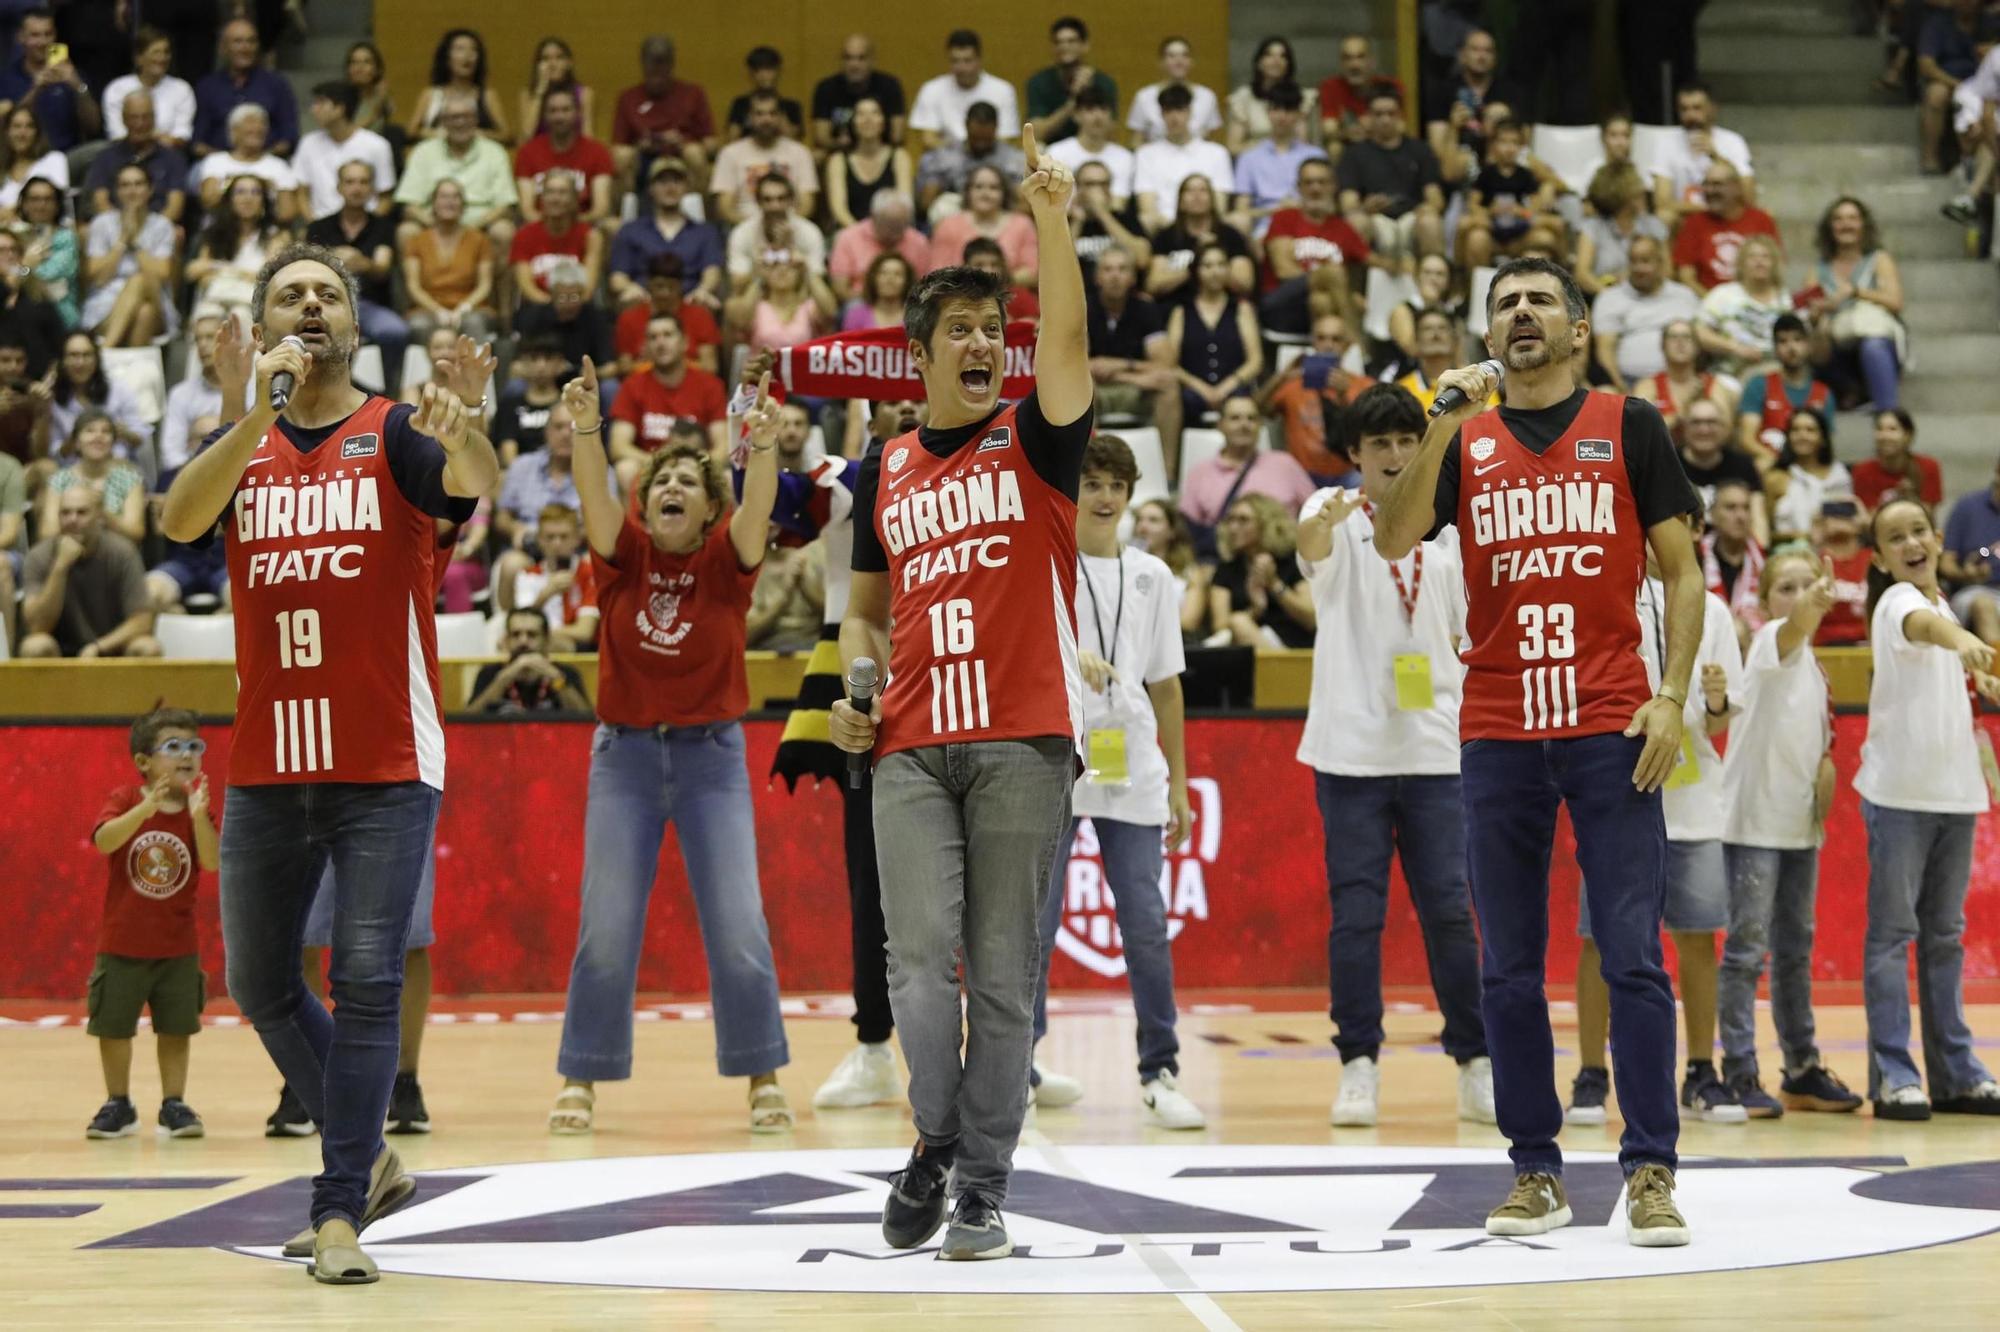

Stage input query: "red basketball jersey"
[
  {"left": 225, "top": 396, "right": 450, "bottom": 787},
  {"left": 1754, "top": 377, "right": 1830, "bottom": 451},
  {"left": 1456, "top": 392, "right": 1652, "bottom": 739},
  {"left": 872, "top": 403, "right": 1082, "bottom": 759}
]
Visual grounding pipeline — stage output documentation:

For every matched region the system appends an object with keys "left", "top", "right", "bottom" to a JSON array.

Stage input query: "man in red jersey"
[
  {"left": 1375, "top": 256, "right": 1705, "bottom": 1249},
  {"left": 160, "top": 244, "right": 499, "bottom": 1286},
  {"left": 831, "top": 125, "right": 1091, "bottom": 1263}
]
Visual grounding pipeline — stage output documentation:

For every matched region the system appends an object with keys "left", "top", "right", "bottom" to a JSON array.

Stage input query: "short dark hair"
[
  {"left": 1772, "top": 312, "right": 1808, "bottom": 340},
  {"left": 130, "top": 706, "right": 200, "bottom": 757},
  {"left": 746, "top": 45, "right": 781, "bottom": 71},
  {"left": 1486, "top": 256, "right": 1587, "bottom": 323},
  {"left": 505, "top": 607, "right": 551, "bottom": 635},
  {"left": 1158, "top": 84, "right": 1193, "bottom": 113},
  {"left": 961, "top": 236, "right": 1005, "bottom": 265},
  {"left": 755, "top": 173, "right": 795, "bottom": 200},
  {"left": 966, "top": 100, "right": 999, "bottom": 127},
  {"left": 251, "top": 244, "right": 359, "bottom": 325},
  {"left": 1074, "top": 84, "right": 1112, "bottom": 113},
  {"left": 518, "top": 333, "right": 565, "bottom": 359},
  {"left": 905, "top": 264, "right": 1009, "bottom": 355},
  {"left": 1344, "top": 383, "right": 1426, "bottom": 451},
  {"left": 1489, "top": 115, "right": 1523, "bottom": 139},
  {"left": 748, "top": 88, "right": 782, "bottom": 112},
  {"left": 1265, "top": 81, "right": 1304, "bottom": 113},
  {"left": 1083, "top": 433, "right": 1139, "bottom": 488},
  {"left": 646, "top": 251, "right": 687, "bottom": 280},
  {"left": 1052, "top": 16, "right": 1088, "bottom": 41},
  {"left": 947, "top": 28, "right": 981, "bottom": 53},
  {"left": 1676, "top": 79, "right": 1712, "bottom": 100},
  {"left": 312, "top": 79, "right": 358, "bottom": 118},
  {"left": 1365, "top": 79, "right": 1403, "bottom": 110}
]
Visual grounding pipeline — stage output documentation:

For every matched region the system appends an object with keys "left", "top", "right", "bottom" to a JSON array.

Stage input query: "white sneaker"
[
  {"left": 1457, "top": 1056, "right": 1497, "bottom": 1124},
  {"left": 1032, "top": 1064, "right": 1083, "bottom": 1108},
  {"left": 1331, "top": 1055, "right": 1379, "bottom": 1126},
  {"left": 811, "top": 1042, "right": 903, "bottom": 1109},
  {"left": 1141, "top": 1072, "right": 1207, "bottom": 1129}
]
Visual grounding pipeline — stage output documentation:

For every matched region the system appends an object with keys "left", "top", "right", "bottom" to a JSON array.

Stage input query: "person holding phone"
[{"left": 0, "top": 13, "right": 103, "bottom": 152}]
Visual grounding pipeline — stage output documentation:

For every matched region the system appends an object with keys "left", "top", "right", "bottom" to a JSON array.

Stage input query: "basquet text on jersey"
[
  {"left": 1456, "top": 392, "right": 1651, "bottom": 739},
  {"left": 223, "top": 397, "right": 450, "bottom": 787}
]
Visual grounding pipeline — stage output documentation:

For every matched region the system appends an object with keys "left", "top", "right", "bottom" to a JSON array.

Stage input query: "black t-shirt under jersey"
[{"left": 1428, "top": 389, "right": 1699, "bottom": 540}]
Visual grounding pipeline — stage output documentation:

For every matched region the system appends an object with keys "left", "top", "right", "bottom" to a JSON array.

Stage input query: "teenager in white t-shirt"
[
  {"left": 1293, "top": 384, "right": 1492, "bottom": 1129},
  {"left": 1571, "top": 509, "right": 1747, "bottom": 1126},
  {"left": 1855, "top": 499, "right": 2000, "bottom": 1119},
  {"left": 1716, "top": 551, "right": 1863, "bottom": 1115},
  {"left": 1028, "top": 435, "right": 1205, "bottom": 1130}
]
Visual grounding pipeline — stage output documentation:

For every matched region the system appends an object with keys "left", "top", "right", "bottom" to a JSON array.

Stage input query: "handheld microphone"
[
  {"left": 845, "top": 657, "right": 879, "bottom": 789},
  {"left": 269, "top": 335, "right": 307, "bottom": 412},
  {"left": 1427, "top": 358, "right": 1504, "bottom": 419}
]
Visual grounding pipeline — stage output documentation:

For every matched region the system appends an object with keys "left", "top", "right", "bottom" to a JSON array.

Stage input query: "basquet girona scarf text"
[{"left": 778, "top": 322, "right": 1040, "bottom": 401}]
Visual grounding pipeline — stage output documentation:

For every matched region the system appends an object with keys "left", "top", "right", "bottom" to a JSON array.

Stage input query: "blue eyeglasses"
[{"left": 153, "top": 738, "right": 207, "bottom": 758}]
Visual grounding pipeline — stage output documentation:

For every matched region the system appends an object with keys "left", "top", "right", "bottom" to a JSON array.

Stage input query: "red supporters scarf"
[
  {"left": 777, "top": 322, "right": 1040, "bottom": 402},
  {"left": 1702, "top": 533, "right": 1766, "bottom": 631}
]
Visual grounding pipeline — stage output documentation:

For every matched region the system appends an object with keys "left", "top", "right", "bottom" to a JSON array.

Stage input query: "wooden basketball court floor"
[{"left": 3, "top": 993, "right": 1997, "bottom": 1330}]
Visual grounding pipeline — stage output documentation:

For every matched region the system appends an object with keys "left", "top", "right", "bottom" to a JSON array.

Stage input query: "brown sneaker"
[
  {"left": 1485, "top": 1171, "right": 1572, "bottom": 1236},
  {"left": 1624, "top": 1163, "right": 1691, "bottom": 1247},
  {"left": 283, "top": 1144, "right": 415, "bottom": 1258}
]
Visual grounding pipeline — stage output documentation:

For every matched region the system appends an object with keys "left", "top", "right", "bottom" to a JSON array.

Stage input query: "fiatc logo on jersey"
[
  {"left": 1052, "top": 778, "right": 1220, "bottom": 979},
  {"left": 105, "top": 1145, "right": 2000, "bottom": 1294}
]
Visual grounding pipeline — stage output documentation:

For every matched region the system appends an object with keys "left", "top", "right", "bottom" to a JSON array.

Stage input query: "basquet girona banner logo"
[{"left": 1053, "top": 779, "right": 1222, "bottom": 978}]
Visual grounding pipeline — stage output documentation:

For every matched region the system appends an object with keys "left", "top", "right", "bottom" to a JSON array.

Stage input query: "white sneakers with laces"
[
  {"left": 1031, "top": 1063, "right": 1084, "bottom": 1108},
  {"left": 812, "top": 1041, "right": 903, "bottom": 1110},
  {"left": 1141, "top": 1072, "right": 1207, "bottom": 1129},
  {"left": 1458, "top": 1056, "right": 1498, "bottom": 1124},
  {"left": 1331, "top": 1055, "right": 1380, "bottom": 1126}
]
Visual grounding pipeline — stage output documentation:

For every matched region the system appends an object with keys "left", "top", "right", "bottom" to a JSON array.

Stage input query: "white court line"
[{"left": 1021, "top": 1127, "right": 1247, "bottom": 1332}]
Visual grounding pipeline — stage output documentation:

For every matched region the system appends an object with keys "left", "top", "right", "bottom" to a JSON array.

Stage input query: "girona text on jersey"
[
  {"left": 1467, "top": 476, "right": 1618, "bottom": 586},
  {"left": 879, "top": 464, "right": 1027, "bottom": 591},
  {"left": 234, "top": 472, "right": 383, "bottom": 586}
]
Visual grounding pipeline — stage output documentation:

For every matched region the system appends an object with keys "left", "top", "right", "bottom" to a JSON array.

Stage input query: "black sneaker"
[
  {"left": 387, "top": 1072, "right": 431, "bottom": 1134},
  {"left": 939, "top": 1192, "right": 1013, "bottom": 1260},
  {"left": 1779, "top": 1063, "right": 1864, "bottom": 1114},
  {"left": 265, "top": 1084, "right": 316, "bottom": 1138},
  {"left": 86, "top": 1096, "right": 138, "bottom": 1139},
  {"left": 1932, "top": 1078, "right": 2000, "bottom": 1115},
  {"left": 1565, "top": 1066, "right": 1609, "bottom": 1125},
  {"left": 1680, "top": 1061, "right": 1748, "bottom": 1123},
  {"left": 1942, "top": 195, "right": 1979, "bottom": 227},
  {"left": 881, "top": 1140, "right": 954, "bottom": 1249},
  {"left": 158, "top": 1097, "right": 205, "bottom": 1138},
  {"left": 1726, "top": 1071, "right": 1783, "bottom": 1119}
]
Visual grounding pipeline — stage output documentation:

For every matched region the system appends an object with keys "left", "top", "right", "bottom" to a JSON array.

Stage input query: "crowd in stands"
[{"left": 0, "top": 7, "right": 1994, "bottom": 688}]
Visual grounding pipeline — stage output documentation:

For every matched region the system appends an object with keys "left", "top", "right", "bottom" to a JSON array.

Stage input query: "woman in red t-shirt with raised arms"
[{"left": 548, "top": 358, "right": 792, "bottom": 1136}]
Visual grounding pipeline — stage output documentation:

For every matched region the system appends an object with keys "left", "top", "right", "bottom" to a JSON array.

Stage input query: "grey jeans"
[
  {"left": 873, "top": 737, "right": 1074, "bottom": 1206},
  {"left": 1718, "top": 844, "right": 1822, "bottom": 1080}
]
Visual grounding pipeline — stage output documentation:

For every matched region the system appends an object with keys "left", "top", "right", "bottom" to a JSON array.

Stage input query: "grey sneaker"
[{"left": 939, "top": 1192, "right": 1013, "bottom": 1260}]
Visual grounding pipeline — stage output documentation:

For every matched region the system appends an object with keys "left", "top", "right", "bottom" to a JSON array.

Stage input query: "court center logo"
[
  {"left": 122, "top": 1146, "right": 2000, "bottom": 1293},
  {"left": 1054, "top": 778, "right": 1220, "bottom": 978}
]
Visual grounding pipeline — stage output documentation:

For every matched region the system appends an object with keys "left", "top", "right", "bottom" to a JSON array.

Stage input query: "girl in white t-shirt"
[
  {"left": 1856, "top": 499, "right": 2000, "bottom": 1119},
  {"left": 1717, "top": 552, "right": 1862, "bottom": 1115}
]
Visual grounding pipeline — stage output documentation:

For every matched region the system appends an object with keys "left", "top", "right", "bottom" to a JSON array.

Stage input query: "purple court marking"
[
  {"left": 0, "top": 1204, "right": 100, "bottom": 1218},
  {"left": 86, "top": 1174, "right": 487, "bottom": 1249},
  {"left": 0, "top": 1177, "right": 236, "bottom": 1190}
]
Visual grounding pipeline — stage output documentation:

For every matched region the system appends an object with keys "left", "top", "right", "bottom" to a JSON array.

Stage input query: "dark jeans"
[
  {"left": 1314, "top": 771, "right": 1486, "bottom": 1064},
  {"left": 843, "top": 770, "right": 893, "bottom": 1045},
  {"left": 1461, "top": 734, "right": 1679, "bottom": 1178},
  {"left": 219, "top": 780, "right": 440, "bottom": 1229}
]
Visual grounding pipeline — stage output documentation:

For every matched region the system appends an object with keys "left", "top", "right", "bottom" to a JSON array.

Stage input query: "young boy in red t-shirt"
[{"left": 85, "top": 706, "right": 218, "bottom": 1139}]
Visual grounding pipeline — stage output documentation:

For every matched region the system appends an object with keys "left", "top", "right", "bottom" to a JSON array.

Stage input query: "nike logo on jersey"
[
  {"left": 1473, "top": 460, "right": 1506, "bottom": 476},
  {"left": 246, "top": 454, "right": 275, "bottom": 467}
]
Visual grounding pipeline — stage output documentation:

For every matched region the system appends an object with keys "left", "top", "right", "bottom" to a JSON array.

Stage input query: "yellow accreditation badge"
[
  {"left": 1086, "top": 727, "right": 1131, "bottom": 787},
  {"left": 1665, "top": 732, "right": 1702, "bottom": 790},
  {"left": 1393, "top": 653, "right": 1435, "bottom": 711}
]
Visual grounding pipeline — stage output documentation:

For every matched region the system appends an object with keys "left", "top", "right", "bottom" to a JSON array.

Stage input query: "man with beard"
[
  {"left": 160, "top": 243, "right": 499, "bottom": 1285},
  {"left": 468, "top": 609, "right": 591, "bottom": 712},
  {"left": 1374, "top": 256, "right": 1704, "bottom": 1248}
]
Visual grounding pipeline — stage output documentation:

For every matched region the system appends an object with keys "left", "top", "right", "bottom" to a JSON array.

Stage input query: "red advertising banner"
[{"left": 2, "top": 718, "right": 1995, "bottom": 999}]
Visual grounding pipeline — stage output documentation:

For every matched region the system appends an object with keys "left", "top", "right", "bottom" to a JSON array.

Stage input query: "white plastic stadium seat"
[
  {"left": 351, "top": 344, "right": 385, "bottom": 394},
  {"left": 1530, "top": 124, "right": 1602, "bottom": 195},
  {"left": 155, "top": 612, "right": 236, "bottom": 660},
  {"left": 1177, "top": 428, "right": 1226, "bottom": 489},
  {"left": 1629, "top": 123, "right": 1681, "bottom": 182},
  {"left": 1273, "top": 342, "right": 1305, "bottom": 376},
  {"left": 401, "top": 345, "right": 431, "bottom": 389},
  {"left": 0, "top": 614, "right": 9, "bottom": 660},
  {"left": 433, "top": 612, "right": 492, "bottom": 659},
  {"left": 100, "top": 346, "right": 165, "bottom": 424},
  {"left": 1362, "top": 267, "right": 1418, "bottom": 343},
  {"left": 1102, "top": 426, "right": 1170, "bottom": 505},
  {"left": 1467, "top": 266, "right": 1497, "bottom": 339}
]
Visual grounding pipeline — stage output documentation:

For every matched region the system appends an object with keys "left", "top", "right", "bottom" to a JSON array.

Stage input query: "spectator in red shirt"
[
  {"left": 1318, "top": 35, "right": 1402, "bottom": 146},
  {"left": 83, "top": 706, "right": 218, "bottom": 1141},
  {"left": 1255, "top": 312, "right": 1366, "bottom": 485},
  {"left": 1812, "top": 497, "right": 1872, "bottom": 644},
  {"left": 614, "top": 254, "right": 721, "bottom": 377},
  {"left": 611, "top": 36, "right": 718, "bottom": 193},
  {"left": 515, "top": 86, "right": 616, "bottom": 224},
  {"left": 827, "top": 190, "right": 931, "bottom": 304},
  {"left": 962, "top": 237, "right": 1040, "bottom": 322},
  {"left": 511, "top": 175, "right": 604, "bottom": 302},
  {"left": 1851, "top": 407, "right": 1943, "bottom": 510},
  {"left": 1672, "top": 160, "right": 1778, "bottom": 291},
  {"left": 1259, "top": 156, "right": 1371, "bottom": 334},
  {"left": 608, "top": 314, "right": 728, "bottom": 487},
  {"left": 497, "top": 502, "right": 601, "bottom": 650}
]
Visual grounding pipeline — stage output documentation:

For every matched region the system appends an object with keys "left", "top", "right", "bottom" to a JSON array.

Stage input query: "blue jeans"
[
  {"left": 874, "top": 738, "right": 1074, "bottom": 1206},
  {"left": 219, "top": 780, "right": 439, "bottom": 1229},
  {"left": 1860, "top": 800, "right": 1993, "bottom": 1098},
  {"left": 557, "top": 722, "right": 789, "bottom": 1081},
  {"left": 1855, "top": 336, "right": 1900, "bottom": 411},
  {"left": 1460, "top": 734, "right": 1678, "bottom": 1177},
  {"left": 1032, "top": 816, "right": 1182, "bottom": 1083},
  {"left": 1314, "top": 772, "right": 1486, "bottom": 1064},
  {"left": 1718, "top": 844, "right": 1822, "bottom": 1080},
  {"left": 356, "top": 299, "right": 411, "bottom": 395}
]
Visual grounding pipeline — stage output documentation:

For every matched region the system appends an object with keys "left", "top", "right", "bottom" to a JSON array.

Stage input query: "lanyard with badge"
[
  {"left": 1079, "top": 553, "right": 1132, "bottom": 787},
  {"left": 1365, "top": 501, "right": 1435, "bottom": 711},
  {"left": 1643, "top": 580, "right": 1703, "bottom": 790}
]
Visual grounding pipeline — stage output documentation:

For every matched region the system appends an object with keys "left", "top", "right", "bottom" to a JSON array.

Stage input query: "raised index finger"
[
  {"left": 755, "top": 370, "right": 772, "bottom": 407},
  {"left": 581, "top": 355, "right": 599, "bottom": 392},
  {"left": 1022, "top": 122, "right": 1041, "bottom": 172}
]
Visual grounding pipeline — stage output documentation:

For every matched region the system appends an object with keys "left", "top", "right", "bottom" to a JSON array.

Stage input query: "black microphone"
[
  {"left": 845, "top": 657, "right": 879, "bottom": 789},
  {"left": 269, "top": 334, "right": 307, "bottom": 412},
  {"left": 1427, "top": 358, "right": 1504, "bottom": 419}
]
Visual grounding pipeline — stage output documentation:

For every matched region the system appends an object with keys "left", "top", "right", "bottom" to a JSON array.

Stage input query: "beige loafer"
[
  {"left": 283, "top": 1144, "right": 416, "bottom": 1258},
  {"left": 307, "top": 1219, "right": 378, "bottom": 1285}
]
